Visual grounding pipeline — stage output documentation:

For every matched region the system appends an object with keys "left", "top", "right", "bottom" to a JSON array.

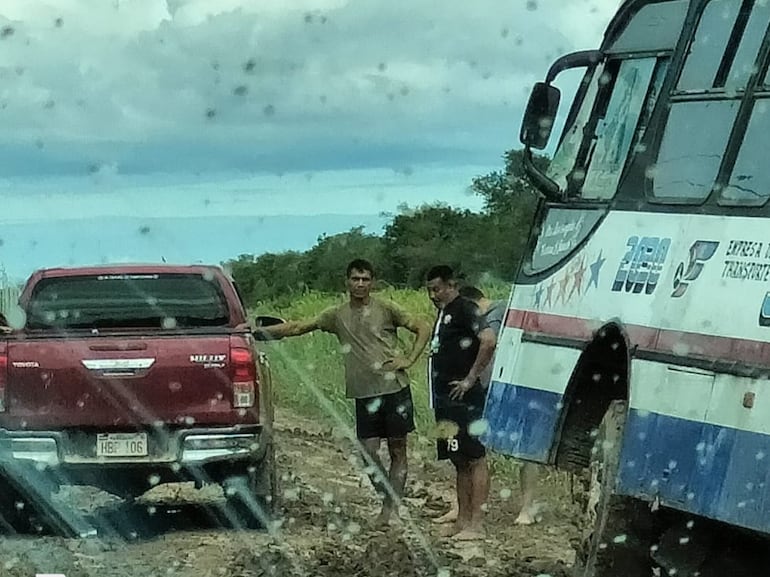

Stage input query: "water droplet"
[
  {"left": 162, "top": 317, "right": 177, "bottom": 329},
  {"left": 468, "top": 419, "right": 489, "bottom": 437},
  {"left": 757, "top": 450, "right": 766, "bottom": 460},
  {"left": 366, "top": 398, "right": 382, "bottom": 414},
  {"left": 672, "top": 342, "right": 690, "bottom": 356},
  {"left": 526, "top": 0, "right": 537, "bottom": 10},
  {"left": 263, "top": 104, "right": 276, "bottom": 117},
  {"left": 169, "top": 381, "right": 182, "bottom": 392},
  {"left": 613, "top": 534, "right": 627, "bottom": 544},
  {"left": 459, "top": 337, "right": 473, "bottom": 350},
  {"left": 500, "top": 488, "right": 512, "bottom": 499},
  {"left": 148, "top": 474, "right": 161, "bottom": 486}
]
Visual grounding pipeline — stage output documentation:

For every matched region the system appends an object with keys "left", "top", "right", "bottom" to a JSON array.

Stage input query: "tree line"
[{"left": 225, "top": 149, "right": 549, "bottom": 306}]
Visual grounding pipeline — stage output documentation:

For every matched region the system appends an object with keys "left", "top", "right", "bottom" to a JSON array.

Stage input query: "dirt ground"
[{"left": 0, "top": 410, "right": 581, "bottom": 577}]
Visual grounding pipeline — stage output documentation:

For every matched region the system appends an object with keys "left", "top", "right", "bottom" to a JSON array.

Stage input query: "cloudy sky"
[{"left": 0, "top": 0, "right": 618, "bottom": 277}]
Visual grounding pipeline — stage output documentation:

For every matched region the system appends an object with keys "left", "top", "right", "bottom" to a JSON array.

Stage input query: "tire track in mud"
[{"left": 0, "top": 412, "right": 577, "bottom": 577}]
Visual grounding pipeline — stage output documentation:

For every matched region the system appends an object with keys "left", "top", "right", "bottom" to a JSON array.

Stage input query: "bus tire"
[{"left": 575, "top": 400, "right": 653, "bottom": 577}]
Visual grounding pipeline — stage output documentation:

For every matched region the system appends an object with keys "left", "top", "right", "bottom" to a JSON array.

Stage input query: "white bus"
[{"left": 482, "top": 1, "right": 770, "bottom": 575}]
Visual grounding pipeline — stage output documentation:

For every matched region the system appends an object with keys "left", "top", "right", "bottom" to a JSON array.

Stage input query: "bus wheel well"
[{"left": 555, "top": 322, "right": 630, "bottom": 472}]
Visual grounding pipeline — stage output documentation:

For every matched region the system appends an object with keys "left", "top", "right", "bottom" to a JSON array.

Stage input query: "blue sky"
[{"left": 0, "top": 0, "right": 618, "bottom": 280}]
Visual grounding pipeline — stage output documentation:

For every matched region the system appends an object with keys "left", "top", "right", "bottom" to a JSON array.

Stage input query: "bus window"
[
  {"left": 677, "top": 0, "right": 742, "bottom": 92},
  {"left": 721, "top": 99, "right": 770, "bottom": 205},
  {"left": 725, "top": 1, "right": 770, "bottom": 90},
  {"left": 652, "top": 100, "right": 739, "bottom": 201},
  {"left": 581, "top": 58, "right": 657, "bottom": 199},
  {"left": 545, "top": 64, "right": 605, "bottom": 191}
]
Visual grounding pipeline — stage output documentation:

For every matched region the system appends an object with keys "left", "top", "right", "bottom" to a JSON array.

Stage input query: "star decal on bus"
[
  {"left": 533, "top": 251, "right": 604, "bottom": 310},
  {"left": 589, "top": 250, "right": 605, "bottom": 289},
  {"left": 569, "top": 257, "right": 586, "bottom": 299},
  {"left": 544, "top": 278, "right": 557, "bottom": 308}
]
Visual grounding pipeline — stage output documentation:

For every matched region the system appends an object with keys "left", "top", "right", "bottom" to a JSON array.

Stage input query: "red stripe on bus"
[{"left": 505, "top": 309, "right": 769, "bottom": 366}]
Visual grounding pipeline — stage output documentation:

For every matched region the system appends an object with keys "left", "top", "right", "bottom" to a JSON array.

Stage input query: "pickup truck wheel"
[
  {"left": 223, "top": 440, "right": 278, "bottom": 529},
  {"left": 574, "top": 400, "right": 655, "bottom": 577}
]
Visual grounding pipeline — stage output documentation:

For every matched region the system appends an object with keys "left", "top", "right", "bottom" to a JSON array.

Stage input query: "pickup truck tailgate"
[{"left": 4, "top": 334, "right": 255, "bottom": 429}]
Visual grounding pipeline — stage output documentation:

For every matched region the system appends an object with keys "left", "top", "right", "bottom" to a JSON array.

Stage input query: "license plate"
[{"left": 96, "top": 433, "right": 148, "bottom": 457}]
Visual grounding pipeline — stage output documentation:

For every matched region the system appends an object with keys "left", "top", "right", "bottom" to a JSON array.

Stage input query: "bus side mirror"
[{"left": 520, "top": 82, "right": 561, "bottom": 150}]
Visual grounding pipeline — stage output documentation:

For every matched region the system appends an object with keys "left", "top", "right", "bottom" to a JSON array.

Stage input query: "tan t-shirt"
[{"left": 317, "top": 298, "right": 410, "bottom": 399}]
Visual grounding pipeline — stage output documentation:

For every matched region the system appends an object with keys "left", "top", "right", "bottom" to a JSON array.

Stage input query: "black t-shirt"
[{"left": 430, "top": 295, "right": 487, "bottom": 394}]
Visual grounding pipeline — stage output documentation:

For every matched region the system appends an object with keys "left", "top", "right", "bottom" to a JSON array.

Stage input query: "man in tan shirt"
[{"left": 256, "top": 259, "right": 431, "bottom": 525}]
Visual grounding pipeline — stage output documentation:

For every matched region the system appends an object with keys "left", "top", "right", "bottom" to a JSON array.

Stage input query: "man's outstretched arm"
[{"left": 253, "top": 318, "right": 321, "bottom": 340}]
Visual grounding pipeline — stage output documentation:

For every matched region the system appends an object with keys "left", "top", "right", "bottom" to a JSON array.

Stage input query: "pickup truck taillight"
[
  {"left": 0, "top": 349, "right": 7, "bottom": 412},
  {"left": 230, "top": 344, "right": 257, "bottom": 409}
]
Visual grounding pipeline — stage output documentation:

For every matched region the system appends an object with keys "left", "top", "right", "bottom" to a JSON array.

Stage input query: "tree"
[
  {"left": 226, "top": 251, "right": 308, "bottom": 306},
  {"left": 382, "top": 204, "right": 491, "bottom": 288},
  {"left": 303, "top": 227, "right": 385, "bottom": 292},
  {"left": 469, "top": 149, "right": 549, "bottom": 280}
]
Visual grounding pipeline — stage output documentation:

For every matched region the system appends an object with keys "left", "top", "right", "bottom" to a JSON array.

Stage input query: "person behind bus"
[
  {"left": 432, "top": 285, "right": 540, "bottom": 526},
  {"left": 426, "top": 266, "right": 496, "bottom": 540}
]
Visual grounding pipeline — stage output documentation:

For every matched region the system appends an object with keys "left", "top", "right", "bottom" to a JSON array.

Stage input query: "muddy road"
[{"left": 1, "top": 411, "right": 579, "bottom": 577}]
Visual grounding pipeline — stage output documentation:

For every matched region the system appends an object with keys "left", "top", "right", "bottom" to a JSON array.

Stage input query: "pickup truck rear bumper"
[{"left": 0, "top": 425, "right": 268, "bottom": 467}]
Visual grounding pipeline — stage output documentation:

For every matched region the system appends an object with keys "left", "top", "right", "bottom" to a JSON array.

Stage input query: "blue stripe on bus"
[
  {"left": 481, "top": 381, "right": 561, "bottom": 462},
  {"left": 618, "top": 410, "right": 770, "bottom": 533}
]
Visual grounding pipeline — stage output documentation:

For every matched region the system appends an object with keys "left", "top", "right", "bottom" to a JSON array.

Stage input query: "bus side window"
[
  {"left": 580, "top": 58, "right": 658, "bottom": 200},
  {"left": 652, "top": 100, "right": 739, "bottom": 201},
  {"left": 721, "top": 99, "right": 770, "bottom": 206},
  {"left": 677, "top": 0, "right": 742, "bottom": 92}
]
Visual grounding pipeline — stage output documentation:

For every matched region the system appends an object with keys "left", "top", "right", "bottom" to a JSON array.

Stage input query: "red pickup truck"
[{"left": 0, "top": 264, "right": 277, "bottom": 528}]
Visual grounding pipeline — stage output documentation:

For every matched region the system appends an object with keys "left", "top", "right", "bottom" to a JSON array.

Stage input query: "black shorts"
[
  {"left": 355, "top": 386, "right": 416, "bottom": 440},
  {"left": 434, "top": 386, "right": 487, "bottom": 464}
]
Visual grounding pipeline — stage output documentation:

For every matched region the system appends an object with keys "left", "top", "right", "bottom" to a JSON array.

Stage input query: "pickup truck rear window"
[{"left": 25, "top": 273, "right": 230, "bottom": 330}]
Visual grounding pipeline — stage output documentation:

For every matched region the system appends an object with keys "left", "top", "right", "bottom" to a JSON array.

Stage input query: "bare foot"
[
  {"left": 514, "top": 509, "right": 537, "bottom": 525},
  {"left": 432, "top": 508, "right": 459, "bottom": 524},
  {"left": 439, "top": 522, "right": 465, "bottom": 537},
  {"left": 375, "top": 505, "right": 398, "bottom": 528},
  {"left": 452, "top": 527, "right": 486, "bottom": 541}
]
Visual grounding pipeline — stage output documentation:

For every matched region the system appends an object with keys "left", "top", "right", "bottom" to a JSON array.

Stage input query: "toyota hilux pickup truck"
[{"left": 0, "top": 264, "right": 278, "bottom": 532}]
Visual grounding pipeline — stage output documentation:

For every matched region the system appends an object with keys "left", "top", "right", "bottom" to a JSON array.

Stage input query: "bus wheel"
[{"left": 575, "top": 400, "right": 654, "bottom": 577}]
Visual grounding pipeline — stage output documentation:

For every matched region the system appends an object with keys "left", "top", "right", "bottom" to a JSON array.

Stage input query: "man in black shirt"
[{"left": 426, "top": 265, "right": 496, "bottom": 540}]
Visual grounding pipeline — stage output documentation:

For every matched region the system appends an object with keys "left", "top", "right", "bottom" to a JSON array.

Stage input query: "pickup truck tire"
[
  {"left": 574, "top": 400, "right": 654, "bottom": 577},
  {"left": 223, "top": 438, "right": 279, "bottom": 529}
]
